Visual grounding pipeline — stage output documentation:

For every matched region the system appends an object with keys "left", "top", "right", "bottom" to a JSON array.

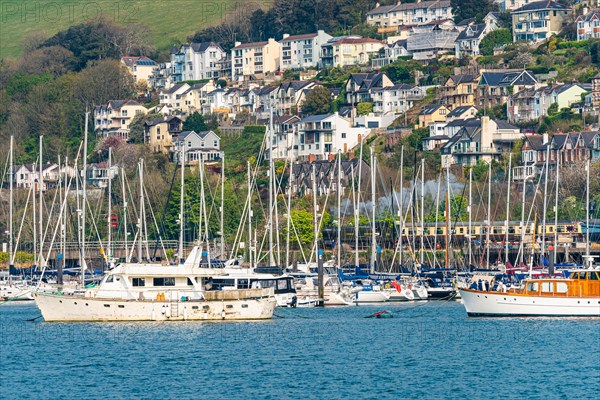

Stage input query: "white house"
[
  {"left": 159, "top": 83, "right": 191, "bottom": 110},
  {"left": 170, "top": 42, "right": 225, "bottom": 82},
  {"left": 231, "top": 39, "right": 281, "bottom": 81},
  {"left": 371, "top": 84, "right": 427, "bottom": 116},
  {"left": 576, "top": 8, "right": 600, "bottom": 41},
  {"left": 297, "top": 112, "right": 369, "bottom": 161},
  {"left": 455, "top": 23, "right": 491, "bottom": 59},
  {"left": 367, "top": 1, "right": 453, "bottom": 31},
  {"left": 279, "top": 31, "right": 332, "bottom": 70},
  {"left": 94, "top": 100, "right": 147, "bottom": 139},
  {"left": 172, "top": 130, "right": 221, "bottom": 164}
]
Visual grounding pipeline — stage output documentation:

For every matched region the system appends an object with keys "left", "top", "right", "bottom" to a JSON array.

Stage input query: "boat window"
[
  {"left": 210, "top": 278, "right": 235, "bottom": 289},
  {"left": 187, "top": 278, "right": 194, "bottom": 286},
  {"left": 105, "top": 275, "right": 114, "bottom": 283},
  {"left": 556, "top": 282, "right": 568, "bottom": 293},
  {"left": 153, "top": 277, "right": 175, "bottom": 286},
  {"left": 132, "top": 278, "right": 145, "bottom": 287},
  {"left": 526, "top": 282, "right": 539, "bottom": 292},
  {"left": 251, "top": 279, "right": 276, "bottom": 289},
  {"left": 237, "top": 279, "right": 249, "bottom": 289},
  {"left": 589, "top": 272, "right": 599, "bottom": 281},
  {"left": 277, "top": 279, "right": 288, "bottom": 291},
  {"left": 541, "top": 282, "right": 553, "bottom": 293},
  {"left": 571, "top": 272, "right": 580, "bottom": 279}
]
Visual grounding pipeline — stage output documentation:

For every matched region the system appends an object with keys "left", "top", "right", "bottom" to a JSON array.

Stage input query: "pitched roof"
[
  {"left": 419, "top": 104, "right": 445, "bottom": 115},
  {"left": 162, "top": 83, "right": 188, "bottom": 94},
  {"left": 189, "top": 42, "right": 221, "bottom": 52},
  {"left": 280, "top": 33, "right": 319, "bottom": 42},
  {"left": 479, "top": 70, "right": 537, "bottom": 87},
  {"left": 447, "top": 105, "right": 476, "bottom": 118},
  {"left": 447, "top": 74, "right": 476, "bottom": 85},
  {"left": 457, "top": 24, "right": 487, "bottom": 41},
  {"left": 233, "top": 41, "right": 269, "bottom": 49},
  {"left": 121, "top": 56, "right": 157, "bottom": 67},
  {"left": 368, "top": 1, "right": 451, "bottom": 15},
  {"left": 301, "top": 114, "right": 333, "bottom": 123},
  {"left": 333, "top": 38, "right": 382, "bottom": 45},
  {"left": 513, "top": 1, "right": 567, "bottom": 13}
]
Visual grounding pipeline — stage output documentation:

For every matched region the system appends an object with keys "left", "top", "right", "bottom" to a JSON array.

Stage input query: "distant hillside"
[{"left": 0, "top": 0, "right": 247, "bottom": 59}]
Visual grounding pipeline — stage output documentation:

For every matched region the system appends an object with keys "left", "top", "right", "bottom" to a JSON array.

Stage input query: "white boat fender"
[
  {"left": 183, "top": 307, "right": 188, "bottom": 321},
  {"left": 161, "top": 305, "right": 166, "bottom": 315},
  {"left": 151, "top": 309, "right": 156, "bottom": 321}
]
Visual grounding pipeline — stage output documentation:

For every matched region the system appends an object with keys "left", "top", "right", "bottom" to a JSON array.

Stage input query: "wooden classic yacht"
[
  {"left": 459, "top": 269, "right": 600, "bottom": 317},
  {"left": 34, "top": 262, "right": 277, "bottom": 322}
]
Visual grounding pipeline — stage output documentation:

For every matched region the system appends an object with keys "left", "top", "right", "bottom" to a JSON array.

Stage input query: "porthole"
[
  {"left": 85, "top": 303, "right": 89, "bottom": 306},
  {"left": 202, "top": 305, "right": 209, "bottom": 310},
  {"left": 241, "top": 304, "right": 248, "bottom": 308},
  {"left": 104, "top": 304, "right": 110, "bottom": 308},
  {"left": 118, "top": 305, "right": 124, "bottom": 308},
  {"left": 192, "top": 306, "right": 199, "bottom": 310},
  {"left": 74, "top": 302, "right": 77, "bottom": 305},
  {"left": 226, "top": 305, "right": 233, "bottom": 309},
  {"left": 504, "top": 298, "right": 506, "bottom": 300},
  {"left": 59, "top": 300, "right": 62, "bottom": 303}
]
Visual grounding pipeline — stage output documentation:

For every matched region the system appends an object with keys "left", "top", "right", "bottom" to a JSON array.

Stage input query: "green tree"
[
  {"left": 357, "top": 102, "right": 373, "bottom": 116},
  {"left": 451, "top": 0, "right": 496, "bottom": 23},
  {"left": 183, "top": 112, "right": 208, "bottom": 132},
  {"left": 480, "top": 29, "right": 513, "bottom": 56},
  {"left": 301, "top": 86, "right": 332, "bottom": 116}
]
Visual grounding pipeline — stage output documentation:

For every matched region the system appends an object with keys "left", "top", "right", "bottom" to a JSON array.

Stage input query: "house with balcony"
[
  {"left": 121, "top": 56, "right": 158, "bottom": 88},
  {"left": 279, "top": 31, "right": 332, "bottom": 70},
  {"left": 231, "top": 39, "right": 281, "bottom": 82},
  {"left": 263, "top": 115, "right": 302, "bottom": 160},
  {"left": 424, "top": 117, "right": 479, "bottom": 151},
  {"left": 12, "top": 163, "right": 62, "bottom": 190},
  {"left": 371, "top": 84, "right": 427, "bottom": 116},
  {"left": 170, "top": 42, "right": 225, "bottom": 83},
  {"left": 296, "top": 113, "right": 369, "bottom": 161},
  {"left": 512, "top": 1, "right": 569, "bottom": 43},
  {"left": 180, "top": 81, "right": 217, "bottom": 115},
  {"left": 367, "top": 1, "right": 452, "bottom": 32},
  {"left": 144, "top": 116, "right": 183, "bottom": 154},
  {"left": 477, "top": 70, "right": 538, "bottom": 109},
  {"left": 159, "top": 83, "right": 191, "bottom": 110},
  {"left": 455, "top": 23, "right": 491, "bottom": 59},
  {"left": 439, "top": 75, "right": 477, "bottom": 109},
  {"left": 94, "top": 100, "right": 147, "bottom": 140},
  {"left": 320, "top": 37, "right": 384, "bottom": 68},
  {"left": 345, "top": 72, "right": 394, "bottom": 104},
  {"left": 276, "top": 81, "right": 317, "bottom": 115},
  {"left": 576, "top": 8, "right": 600, "bottom": 41},
  {"left": 440, "top": 117, "right": 521, "bottom": 166},
  {"left": 371, "top": 39, "right": 410, "bottom": 68},
  {"left": 172, "top": 130, "right": 221, "bottom": 164}
]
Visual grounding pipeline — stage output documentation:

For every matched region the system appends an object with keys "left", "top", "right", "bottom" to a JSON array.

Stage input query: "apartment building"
[
  {"left": 170, "top": 42, "right": 225, "bottom": 82},
  {"left": 231, "top": 39, "right": 281, "bottom": 81},
  {"left": 512, "top": 1, "right": 569, "bottom": 43},
  {"left": 94, "top": 100, "right": 147, "bottom": 139},
  {"left": 279, "top": 31, "right": 332, "bottom": 70}
]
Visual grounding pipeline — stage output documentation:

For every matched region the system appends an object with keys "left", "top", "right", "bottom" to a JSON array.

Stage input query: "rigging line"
[
  {"left": 143, "top": 183, "right": 168, "bottom": 260},
  {"left": 152, "top": 161, "right": 178, "bottom": 258}
]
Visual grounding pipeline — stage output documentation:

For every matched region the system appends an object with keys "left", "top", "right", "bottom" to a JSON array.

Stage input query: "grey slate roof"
[{"left": 513, "top": 1, "right": 567, "bottom": 13}]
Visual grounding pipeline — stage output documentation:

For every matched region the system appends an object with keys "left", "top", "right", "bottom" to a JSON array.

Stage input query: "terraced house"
[
  {"left": 477, "top": 70, "right": 538, "bottom": 109},
  {"left": 576, "top": 8, "right": 600, "bottom": 41},
  {"left": 231, "top": 39, "right": 281, "bottom": 81},
  {"left": 439, "top": 75, "right": 477, "bottom": 109},
  {"left": 170, "top": 42, "right": 225, "bottom": 82},
  {"left": 321, "top": 37, "right": 384, "bottom": 68},
  {"left": 511, "top": 1, "right": 569, "bottom": 43},
  {"left": 279, "top": 31, "right": 332, "bottom": 70},
  {"left": 367, "top": 1, "right": 452, "bottom": 33}
]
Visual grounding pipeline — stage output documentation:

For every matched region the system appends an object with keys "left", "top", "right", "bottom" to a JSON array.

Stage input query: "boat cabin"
[{"left": 523, "top": 270, "right": 600, "bottom": 297}]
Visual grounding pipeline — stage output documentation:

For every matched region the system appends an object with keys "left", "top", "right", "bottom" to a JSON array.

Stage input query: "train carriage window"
[
  {"left": 437, "top": 228, "right": 443, "bottom": 235},
  {"left": 508, "top": 227, "right": 515, "bottom": 234}
]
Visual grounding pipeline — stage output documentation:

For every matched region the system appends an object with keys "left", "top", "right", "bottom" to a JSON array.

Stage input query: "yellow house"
[
  {"left": 440, "top": 75, "right": 477, "bottom": 109},
  {"left": 180, "top": 81, "right": 217, "bottom": 115},
  {"left": 322, "top": 37, "right": 384, "bottom": 68},
  {"left": 121, "top": 56, "right": 158, "bottom": 88},
  {"left": 231, "top": 38, "right": 281, "bottom": 81},
  {"left": 144, "top": 116, "right": 183, "bottom": 154},
  {"left": 417, "top": 104, "right": 449, "bottom": 128}
]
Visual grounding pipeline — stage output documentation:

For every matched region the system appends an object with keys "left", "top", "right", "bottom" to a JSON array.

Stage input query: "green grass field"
[{"left": 0, "top": 0, "right": 255, "bottom": 59}]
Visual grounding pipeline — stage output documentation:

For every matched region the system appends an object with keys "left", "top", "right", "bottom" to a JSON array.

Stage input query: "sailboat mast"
[
  {"left": 520, "top": 172, "right": 527, "bottom": 266},
  {"left": 247, "top": 161, "right": 253, "bottom": 267},
  {"left": 38, "top": 136, "right": 44, "bottom": 268},
  {"left": 8, "top": 136, "right": 14, "bottom": 269},
  {"left": 220, "top": 153, "right": 225, "bottom": 258},
  {"left": 82, "top": 112, "right": 89, "bottom": 272},
  {"left": 468, "top": 168, "right": 472, "bottom": 267},
  {"left": 107, "top": 146, "right": 112, "bottom": 264},
  {"left": 399, "top": 146, "right": 404, "bottom": 266},
  {"left": 268, "top": 105, "right": 274, "bottom": 266},
  {"left": 445, "top": 164, "right": 450, "bottom": 269},
  {"left": 541, "top": 146, "right": 550, "bottom": 260},
  {"left": 286, "top": 160, "right": 293, "bottom": 268},
  {"left": 370, "top": 149, "right": 376, "bottom": 274},
  {"left": 420, "top": 158, "right": 425, "bottom": 265},
  {"left": 585, "top": 158, "right": 590, "bottom": 266},
  {"left": 355, "top": 138, "right": 363, "bottom": 267},
  {"left": 200, "top": 159, "right": 211, "bottom": 267},
  {"left": 337, "top": 152, "right": 341, "bottom": 268},
  {"left": 137, "top": 159, "right": 143, "bottom": 262},
  {"left": 505, "top": 153, "right": 512, "bottom": 264},
  {"left": 486, "top": 161, "right": 491, "bottom": 268},
  {"left": 554, "top": 152, "right": 560, "bottom": 263},
  {"left": 178, "top": 148, "right": 185, "bottom": 264},
  {"left": 121, "top": 166, "right": 129, "bottom": 263}
]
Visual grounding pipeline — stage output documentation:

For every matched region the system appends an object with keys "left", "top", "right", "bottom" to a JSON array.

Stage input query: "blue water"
[{"left": 1, "top": 302, "right": 599, "bottom": 399}]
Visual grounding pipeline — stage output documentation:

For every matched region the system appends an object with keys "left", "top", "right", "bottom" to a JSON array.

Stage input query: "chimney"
[
  {"left": 542, "top": 133, "right": 549, "bottom": 145},
  {"left": 583, "top": 7, "right": 589, "bottom": 15},
  {"left": 234, "top": 41, "right": 241, "bottom": 47},
  {"left": 282, "top": 33, "right": 290, "bottom": 40},
  {"left": 375, "top": 3, "right": 380, "bottom": 7}
]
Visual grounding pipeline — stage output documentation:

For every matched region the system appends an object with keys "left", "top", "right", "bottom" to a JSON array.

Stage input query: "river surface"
[{"left": 1, "top": 301, "right": 599, "bottom": 399}]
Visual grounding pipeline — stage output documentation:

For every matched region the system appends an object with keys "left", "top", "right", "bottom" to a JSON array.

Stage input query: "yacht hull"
[
  {"left": 355, "top": 290, "right": 391, "bottom": 303},
  {"left": 459, "top": 289, "right": 600, "bottom": 317},
  {"left": 34, "top": 293, "right": 277, "bottom": 322}
]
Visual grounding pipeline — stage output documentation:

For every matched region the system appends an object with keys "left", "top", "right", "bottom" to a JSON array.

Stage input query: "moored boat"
[{"left": 459, "top": 269, "right": 600, "bottom": 317}]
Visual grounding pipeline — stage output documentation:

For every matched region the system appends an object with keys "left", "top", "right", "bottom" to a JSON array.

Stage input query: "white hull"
[
  {"left": 386, "top": 289, "right": 415, "bottom": 301},
  {"left": 459, "top": 289, "right": 600, "bottom": 317},
  {"left": 355, "top": 290, "right": 391, "bottom": 303},
  {"left": 0, "top": 284, "right": 35, "bottom": 301},
  {"left": 35, "top": 293, "right": 276, "bottom": 322}
]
